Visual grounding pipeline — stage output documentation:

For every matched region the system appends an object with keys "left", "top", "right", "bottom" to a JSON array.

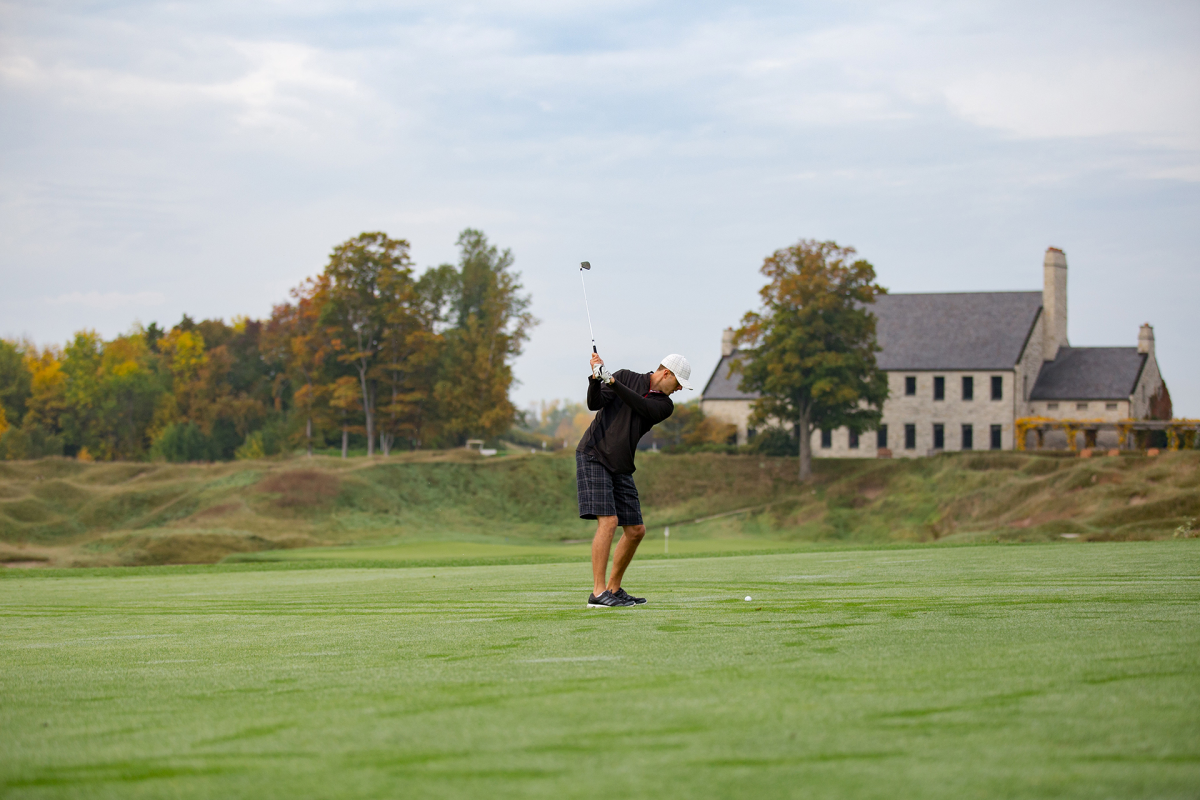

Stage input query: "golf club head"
[{"left": 580, "top": 261, "right": 591, "bottom": 270}]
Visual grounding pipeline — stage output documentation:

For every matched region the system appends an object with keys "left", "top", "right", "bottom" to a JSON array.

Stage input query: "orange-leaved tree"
[
  {"left": 374, "top": 265, "right": 444, "bottom": 454},
  {"left": 265, "top": 276, "right": 336, "bottom": 457}
]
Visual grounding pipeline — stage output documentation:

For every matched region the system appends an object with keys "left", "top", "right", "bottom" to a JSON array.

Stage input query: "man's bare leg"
[
  {"left": 607, "top": 524, "right": 646, "bottom": 592},
  {"left": 591, "top": 515, "right": 619, "bottom": 596}
]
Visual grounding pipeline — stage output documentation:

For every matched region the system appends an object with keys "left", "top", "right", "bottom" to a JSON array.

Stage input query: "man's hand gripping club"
[{"left": 590, "top": 353, "right": 614, "bottom": 385}]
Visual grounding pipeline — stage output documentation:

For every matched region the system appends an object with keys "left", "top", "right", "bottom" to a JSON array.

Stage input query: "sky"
[{"left": 2, "top": 0, "right": 1198, "bottom": 415}]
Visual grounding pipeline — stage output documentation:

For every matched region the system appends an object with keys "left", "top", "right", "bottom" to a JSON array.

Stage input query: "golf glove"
[{"left": 593, "top": 364, "right": 614, "bottom": 385}]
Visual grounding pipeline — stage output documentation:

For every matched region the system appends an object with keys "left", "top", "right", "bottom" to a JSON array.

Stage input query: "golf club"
[
  {"left": 579, "top": 261, "right": 609, "bottom": 381},
  {"left": 579, "top": 261, "right": 596, "bottom": 355}
]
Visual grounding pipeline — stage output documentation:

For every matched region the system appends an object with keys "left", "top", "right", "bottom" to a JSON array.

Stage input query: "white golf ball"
[{"left": 745, "top": 596, "right": 752, "bottom": 602}]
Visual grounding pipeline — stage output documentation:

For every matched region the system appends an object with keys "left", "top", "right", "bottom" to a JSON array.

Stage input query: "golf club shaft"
[{"left": 580, "top": 270, "right": 597, "bottom": 354}]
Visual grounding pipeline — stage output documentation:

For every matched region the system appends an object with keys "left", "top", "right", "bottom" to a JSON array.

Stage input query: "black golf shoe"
[
  {"left": 613, "top": 588, "right": 647, "bottom": 605},
  {"left": 587, "top": 590, "right": 636, "bottom": 608}
]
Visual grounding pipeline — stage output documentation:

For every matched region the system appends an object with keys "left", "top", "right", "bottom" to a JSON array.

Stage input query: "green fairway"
[
  {"left": 2, "top": 542, "right": 1199, "bottom": 799},
  {"left": 224, "top": 535, "right": 807, "bottom": 565}
]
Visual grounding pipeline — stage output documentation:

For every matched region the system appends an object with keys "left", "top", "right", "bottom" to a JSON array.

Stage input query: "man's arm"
[
  {"left": 586, "top": 376, "right": 615, "bottom": 411},
  {"left": 586, "top": 353, "right": 618, "bottom": 411},
  {"left": 608, "top": 374, "right": 673, "bottom": 424}
]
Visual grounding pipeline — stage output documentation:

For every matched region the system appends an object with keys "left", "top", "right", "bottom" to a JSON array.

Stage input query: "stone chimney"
[
  {"left": 1043, "top": 247, "right": 1068, "bottom": 361},
  {"left": 1137, "top": 323, "right": 1155, "bottom": 355},
  {"left": 721, "top": 327, "right": 735, "bottom": 357}
]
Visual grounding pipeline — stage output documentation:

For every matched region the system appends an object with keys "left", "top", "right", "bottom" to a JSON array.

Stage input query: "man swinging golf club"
[{"left": 578, "top": 351, "right": 692, "bottom": 608}]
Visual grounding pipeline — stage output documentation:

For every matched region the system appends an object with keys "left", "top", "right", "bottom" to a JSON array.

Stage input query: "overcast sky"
[{"left": 2, "top": 0, "right": 1197, "bottom": 415}]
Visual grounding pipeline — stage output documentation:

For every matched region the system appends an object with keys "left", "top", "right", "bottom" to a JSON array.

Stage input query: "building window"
[
  {"left": 962, "top": 376, "right": 974, "bottom": 401},
  {"left": 904, "top": 424, "right": 916, "bottom": 450},
  {"left": 933, "top": 376, "right": 945, "bottom": 401},
  {"left": 747, "top": 428, "right": 757, "bottom": 441},
  {"left": 820, "top": 429, "right": 832, "bottom": 449},
  {"left": 877, "top": 425, "right": 888, "bottom": 449},
  {"left": 1047, "top": 403, "right": 1059, "bottom": 410},
  {"left": 905, "top": 376, "right": 916, "bottom": 396},
  {"left": 990, "top": 424, "right": 1002, "bottom": 450},
  {"left": 1105, "top": 403, "right": 1118, "bottom": 411},
  {"left": 933, "top": 423, "right": 944, "bottom": 450},
  {"left": 1076, "top": 402, "right": 1088, "bottom": 411},
  {"left": 962, "top": 424, "right": 973, "bottom": 450},
  {"left": 849, "top": 429, "right": 859, "bottom": 449},
  {"left": 991, "top": 376, "right": 1003, "bottom": 400}
]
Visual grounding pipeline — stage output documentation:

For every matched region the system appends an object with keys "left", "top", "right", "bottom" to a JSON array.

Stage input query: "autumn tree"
[
  {"left": 734, "top": 239, "right": 888, "bottom": 481},
  {"left": 330, "top": 375, "right": 362, "bottom": 458},
  {"left": 188, "top": 317, "right": 272, "bottom": 454},
  {"left": 264, "top": 276, "right": 335, "bottom": 457},
  {"left": 0, "top": 340, "right": 32, "bottom": 427},
  {"left": 369, "top": 257, "right": 450, "bottom": 454},
  {"left": 320, "top": 233, "right": 416, "bottom": 456},
  {"left": 23, "top": 345, "right": 68, "bottom": 433},
  {"left": 158, "top": 327, "right": 208, "bottom": 422},
  {"left": 42, "top": 330, "right": 168, "bottom": 460},
  {"left": 57, "top": 332, "right": 104, "bottom": 455},
  {"left": 0, "top": 341, "right": 64, "bottom": 459},
  {"left": 92, "top": 332, "right": 169, "bottom": 460},
  {"left": 434, "top": 229, "right": 536, "bottom": 445},
  {"left": 151, "top": 314, "right": 277, "bottom": 460}
]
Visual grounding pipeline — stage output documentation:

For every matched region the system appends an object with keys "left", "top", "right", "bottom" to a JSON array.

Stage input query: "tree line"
[{"left": 0, "top": 229, "right": 535, "bottom": 462}]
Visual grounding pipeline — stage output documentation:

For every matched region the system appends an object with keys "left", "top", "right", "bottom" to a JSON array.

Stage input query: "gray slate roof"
[
  {"left": 701, "top": 291, "right": 1045, "bottom": 401},
  {"left": 1029, "top": 347, "right": 1146, "bottom": 400},
  {"left": 701, "top": 352, "right": 759, "bottom": 400},
  {"left": 873, "top": 292, "right": 1043, "bottom": 370}
]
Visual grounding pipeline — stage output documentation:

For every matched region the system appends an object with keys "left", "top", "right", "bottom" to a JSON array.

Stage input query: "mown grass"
[
  {"left": 0, "top": 451, "right": 1196, "bottom": 567},
  {"left": 1, "top": 542, "right": 1197, "bottom": 798}
]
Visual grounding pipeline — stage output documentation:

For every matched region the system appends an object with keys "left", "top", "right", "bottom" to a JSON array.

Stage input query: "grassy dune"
[{"left": 0, "top": 450, "right": 1196, "bottom": 567}]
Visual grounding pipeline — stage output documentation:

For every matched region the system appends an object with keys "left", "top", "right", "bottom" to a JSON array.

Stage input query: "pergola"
[{"left": 1015, "top": 417, "right": 1200, "bottom": 452}]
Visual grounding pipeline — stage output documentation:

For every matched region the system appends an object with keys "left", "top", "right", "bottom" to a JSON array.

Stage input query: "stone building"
[{"left": 700, "top": 247, "right": 1169, "bottom": 456}]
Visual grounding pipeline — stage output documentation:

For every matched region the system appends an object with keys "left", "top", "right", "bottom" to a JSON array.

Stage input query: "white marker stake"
[{"left": 664, "top": 526, "right": 669, "bottom": 554}]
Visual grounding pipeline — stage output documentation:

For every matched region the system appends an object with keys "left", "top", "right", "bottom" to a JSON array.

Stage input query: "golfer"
[{"left": 578, "top": 351, "right": 692, "bottom": 608}]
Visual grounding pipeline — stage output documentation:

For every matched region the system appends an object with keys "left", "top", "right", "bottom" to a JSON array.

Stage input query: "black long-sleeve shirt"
[{"left": 576, "top": 369, "right": 674, "bottom": 475}]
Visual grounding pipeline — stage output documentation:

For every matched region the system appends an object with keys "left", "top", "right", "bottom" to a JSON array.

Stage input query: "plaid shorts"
[{"left": 576, "top": 451, "right": 643, "bottom": 527}]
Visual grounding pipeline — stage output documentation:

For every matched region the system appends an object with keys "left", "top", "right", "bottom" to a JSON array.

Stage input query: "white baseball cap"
[{"left": 660, "top": 354, "right": 693, "bottom": 390}]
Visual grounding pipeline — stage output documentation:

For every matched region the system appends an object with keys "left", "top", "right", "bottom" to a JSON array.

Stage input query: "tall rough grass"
[{"left": 0, "top": 450, "right": 1196, "bottom": 566}]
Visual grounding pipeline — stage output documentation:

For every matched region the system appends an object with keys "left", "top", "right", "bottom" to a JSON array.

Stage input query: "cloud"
[
  {"left": 201, "top": 41, "right": 364, "bottom": 134},
  {"left": 940, "top": 57, "right": 1200, "bottom": 149},
  {"left": 0, "top": 35, "right": 369, "bottom": 147},
  {"left": 47, "top": 291, "right": 166, "bottom": 310}
]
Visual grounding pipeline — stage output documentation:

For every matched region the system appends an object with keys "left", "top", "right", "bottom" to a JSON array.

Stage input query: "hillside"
[{"left": 1, "top": 450, "right": 1197, "bottom": 567}]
